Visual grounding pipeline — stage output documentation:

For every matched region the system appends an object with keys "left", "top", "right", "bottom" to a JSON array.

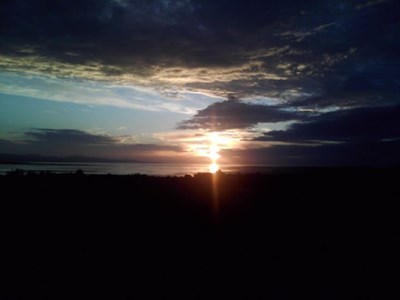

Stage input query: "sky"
[{"left": 0, "top": 0, "right": 399, "bottom": 166}]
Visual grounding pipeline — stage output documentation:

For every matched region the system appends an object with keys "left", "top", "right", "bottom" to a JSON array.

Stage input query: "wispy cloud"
[{"left": 0, "top": 72, "right": 200, "bottom": 114}]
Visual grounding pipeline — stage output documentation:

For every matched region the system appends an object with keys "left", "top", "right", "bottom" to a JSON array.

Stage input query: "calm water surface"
[{"left": 0, "top": 162, "right": 272, "bottom": 176}]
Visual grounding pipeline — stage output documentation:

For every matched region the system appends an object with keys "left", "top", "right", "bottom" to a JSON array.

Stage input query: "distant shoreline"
[{"left": 1, "top": 165, "right": 398, "bottom": 177}]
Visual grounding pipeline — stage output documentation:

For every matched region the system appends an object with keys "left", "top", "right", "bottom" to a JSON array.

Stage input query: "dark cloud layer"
[
  {"left": 1, "top": 0, "right": 399, "bottom": 106},
  {"left": 26, "top": 129, "right": 115, "bottom": 145},
  {"left": 178, "top": 99, "right": 302, "bottom": 130},
  {"left": 221, "top": 105, "right": 400, "bottom": 166},
  {"left": 256, "top": 105, "right": 400, "bottom": 143},
  {"left": 223, "top": 139, "right": 400, "bottom": 166},
  {"left": 0, "top": 129, "right": 185, "bottom": 162}
]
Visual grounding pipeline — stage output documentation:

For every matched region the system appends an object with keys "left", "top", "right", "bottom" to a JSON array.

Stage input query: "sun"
[
  {"left": 187, "top": 131, "right": 235, "bottom": 173},
  {"left": 208, "top": 132, "right": 223, "bottom": 173},
  {"left": 209, "top": 162, "right": 219, "bottom": 174}
]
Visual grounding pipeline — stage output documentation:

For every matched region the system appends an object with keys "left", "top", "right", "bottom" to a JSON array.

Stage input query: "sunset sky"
[{"left": 1, "top": 0, "right": 399, "bottom": 166}]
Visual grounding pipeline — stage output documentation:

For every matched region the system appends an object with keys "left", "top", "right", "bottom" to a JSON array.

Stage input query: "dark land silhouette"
[{"left": 1, "top": 168, "right": 399, "bottom": 299}]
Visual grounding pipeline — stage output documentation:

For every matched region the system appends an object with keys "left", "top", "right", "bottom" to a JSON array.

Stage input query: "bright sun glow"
[
  {"left": 209, "top": 162, "right": 219, "bottom": 174},
  {"left": 208, "top": 132, "right": 222, "bottom": 173},
  {"left": 183, "top": 131, "right": 237, "bottom": 173}
]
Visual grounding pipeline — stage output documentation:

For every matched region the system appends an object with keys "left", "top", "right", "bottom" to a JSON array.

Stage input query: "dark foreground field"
[{"left": 1, "top": 168, "right": 399, "bottom": 299}]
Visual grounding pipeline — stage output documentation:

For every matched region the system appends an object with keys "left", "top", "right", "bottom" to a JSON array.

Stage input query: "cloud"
[
  {"left": 178, "top": 98, "right": 302, "bottom": 130},
  {"left": 0, "top": 129, "right": 188, "bottom": 162},
  {"left": 0, "top": 0, "right": 398, "bottom": 110},
  {"left": 255, "top": 104, "right": 400, "bottom": 143},
  {"left": 0, "top": 72, "right": 201, "bottom": 114},
  {"left": 214, "top": 104, "right": 400, "bottom": 166},
  {"left": 222, "top": 139, "right": 400, "bottom": 166},
  {"left": 26, "top": 129, "right": 116, "bottom": 145},
  {"left": 356, "top": 0, "right": 388, "bottom": 10}
]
